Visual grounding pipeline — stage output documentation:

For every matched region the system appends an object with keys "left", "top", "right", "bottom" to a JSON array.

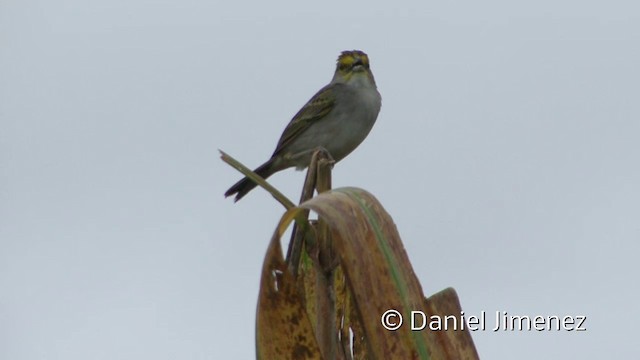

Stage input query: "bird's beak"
[{"left": 352, "top": 58, "right": 365, "bottom": 71}]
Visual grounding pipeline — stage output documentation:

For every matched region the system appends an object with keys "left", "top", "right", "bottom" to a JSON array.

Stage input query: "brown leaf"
[{"left": 256, "top": 209, "right": 323, "bottom": 360}]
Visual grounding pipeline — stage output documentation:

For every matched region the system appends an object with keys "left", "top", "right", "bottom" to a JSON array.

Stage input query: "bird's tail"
[{"left": 224, "top": 158, "right": 278, "bottom": 202}]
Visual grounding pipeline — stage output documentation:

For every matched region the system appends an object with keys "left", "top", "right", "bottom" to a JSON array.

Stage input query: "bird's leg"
[
  {"left": 313, "top": 146, "right": 335, "bottom": 167},
  {"left": 288, "top": 147, "right": 336, "bottom": 170}
]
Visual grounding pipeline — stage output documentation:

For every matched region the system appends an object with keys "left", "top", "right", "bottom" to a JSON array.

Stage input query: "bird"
[{"left": 225, "top": 50, "right": 382, "bottom": 202}]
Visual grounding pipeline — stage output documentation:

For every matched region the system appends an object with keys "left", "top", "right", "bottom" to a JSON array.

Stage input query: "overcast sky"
[{"left": 1, "top": 1, "right": 639, "bottom": 359}]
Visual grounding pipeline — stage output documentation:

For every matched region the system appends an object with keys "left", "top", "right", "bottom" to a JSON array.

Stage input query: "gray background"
[{"left": 1, "top": 0, "right": 638, "bottom": 359}]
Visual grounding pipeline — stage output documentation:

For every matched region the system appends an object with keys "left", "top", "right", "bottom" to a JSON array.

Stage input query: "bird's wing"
[{"left": 272, "top": 83, "right": 339, "bottom": 156}]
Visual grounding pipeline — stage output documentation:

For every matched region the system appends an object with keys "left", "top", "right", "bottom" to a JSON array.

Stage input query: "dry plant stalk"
[{"left": 222, "top": 149, "right": 479, "bottom": 359}]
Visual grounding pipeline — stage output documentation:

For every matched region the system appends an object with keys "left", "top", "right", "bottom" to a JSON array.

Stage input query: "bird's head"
[{"left": 333, "top": 50, "right": 376, "bottom": 85}]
